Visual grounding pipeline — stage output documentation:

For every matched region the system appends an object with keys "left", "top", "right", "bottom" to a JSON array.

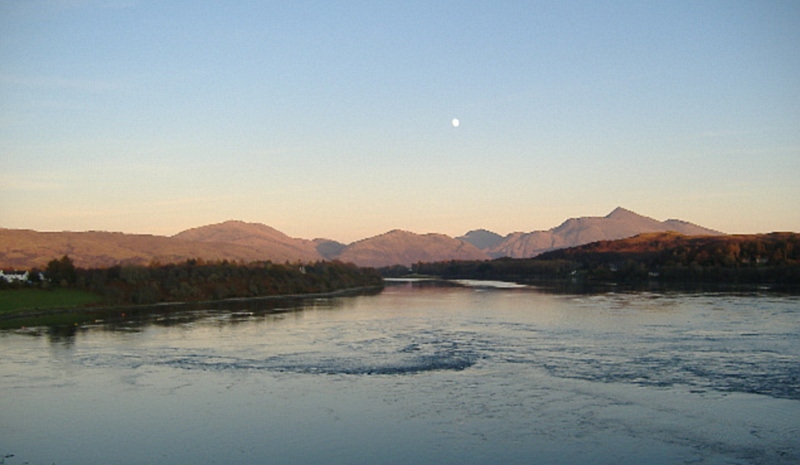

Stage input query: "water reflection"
[
  {"left": 45, "top": 324, "right": 81, "bottom": 346},
  {"left": 1, "top": 282, "right": 799, "bottom": 465},
  {"left": 17, "top": 288, "right": 379, "bottom": 343}
]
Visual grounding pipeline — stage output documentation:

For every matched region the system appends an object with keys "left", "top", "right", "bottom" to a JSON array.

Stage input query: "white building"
[{"left": 0, "top": 270, "right": 29, "bottom": 283}]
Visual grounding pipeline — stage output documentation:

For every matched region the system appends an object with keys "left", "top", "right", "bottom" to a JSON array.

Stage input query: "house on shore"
[{"left": 0, "top": 270, "right": 43, "bottom": 283}]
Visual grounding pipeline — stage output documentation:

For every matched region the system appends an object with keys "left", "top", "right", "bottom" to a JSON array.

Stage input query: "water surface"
[{"left": 2, "top": 281, "right": 798, "bottom": 464}]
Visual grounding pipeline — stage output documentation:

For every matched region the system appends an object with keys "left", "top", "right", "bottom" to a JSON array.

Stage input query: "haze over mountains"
[{"left": 0, "top": 207, "right": 724, "bottom": 269}]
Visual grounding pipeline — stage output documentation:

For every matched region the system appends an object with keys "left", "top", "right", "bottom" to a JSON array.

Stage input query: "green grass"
[
  {"left": 0, "top": 288, "right": 106, "bottom": 330},
  {"left": 0, "top": 288, "right": 102, "bottom": 315}
]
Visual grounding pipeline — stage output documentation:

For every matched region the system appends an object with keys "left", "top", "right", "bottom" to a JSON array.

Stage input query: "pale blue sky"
[{"left": 1, "top": 1, "right": 798, "bottom": 242}]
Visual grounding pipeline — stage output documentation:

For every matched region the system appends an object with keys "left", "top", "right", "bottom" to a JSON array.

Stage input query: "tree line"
[
  {"left": 5, "top": 256, "right": 383, "bottom": 305},
  {"left": 385, "top": 233, "right": 800, "bottom": 286}
]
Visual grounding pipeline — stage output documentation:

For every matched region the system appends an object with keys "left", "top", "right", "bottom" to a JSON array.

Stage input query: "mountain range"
[
  {"left": 463, "top": 207, "right": 724, "bottom": 259},
  {"left": 0, "top": 207, "right": 723, "bottom": 269}
]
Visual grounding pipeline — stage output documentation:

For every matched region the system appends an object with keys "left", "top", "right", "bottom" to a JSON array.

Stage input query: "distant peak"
[
  {"left": 459, "top": 229, "right": 504, "bottom": 251},
  {"left": 385, "top": 229, "right": 415, "bottom": 236},
  {"left": 462, "top": 228, "right": 500, "bottom": 237},
  {"left": 605, "top": 207, "right": 640, "bottom": 219}
]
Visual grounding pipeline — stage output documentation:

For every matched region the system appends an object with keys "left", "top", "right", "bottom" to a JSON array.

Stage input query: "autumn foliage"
[
  {"left": 408, "top": 233, "right": 800, "bottom": 286},
  {"left": 41, "top": 259, "right": 383, "bottom": 306}
]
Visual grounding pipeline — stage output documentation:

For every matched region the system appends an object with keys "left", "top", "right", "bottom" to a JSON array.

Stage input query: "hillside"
[
  {"left": 172, "top": 220, "right": 323, "bottom": 262},
  {"left": 538, "top": 231, "right": 798, "bottom": 264},
  {"left": 485, "top": 207, "right": 723, "bottom": 258},
  {"left": 0, "top": 229, "right": 280, "bottom": 269},
  {"left": 334, "top": 230, "right": 489, "bottom": 267},
  {"left": 0, "top": 207, "right": 728, "bottom": 270},
  {"left": 415, "top": 232, "right": 800, "bottom": 285}
]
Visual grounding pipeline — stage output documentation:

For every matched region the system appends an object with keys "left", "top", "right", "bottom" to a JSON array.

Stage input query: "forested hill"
[
  {"left": 35, "top": 258, "right": 383, "bottom": 307},
  {"left": 539, "top": 232, "right": 798, "bottom": 264},
  {"left": 410, "top": 232, "right": 800, "bottom": 285}
]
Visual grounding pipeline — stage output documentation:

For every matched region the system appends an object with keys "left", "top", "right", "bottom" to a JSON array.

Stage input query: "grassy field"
[{"left": 0, "top": 288, "right": 102, "bottom": 315}]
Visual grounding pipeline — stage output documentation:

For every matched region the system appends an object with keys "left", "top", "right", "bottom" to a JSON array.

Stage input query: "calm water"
[{"left": 1, "top": 281, "right": 799, "bottom": 465}]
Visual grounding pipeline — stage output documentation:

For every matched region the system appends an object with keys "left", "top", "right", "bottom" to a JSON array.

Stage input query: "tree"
[{"left": 45, "top": 255, "right": 77, "bottom": 287}]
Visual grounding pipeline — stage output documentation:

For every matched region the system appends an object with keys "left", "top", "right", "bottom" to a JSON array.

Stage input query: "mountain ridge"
[
  {"left": 457, "top": 229, "right": 504, "bottom": 250},
  {"left": 335, "top": 229, "right": 489, "bottom": 268},
  {"left": 483, "top": 206, "right": 724, "bottom": 259},
  {"left": 1, "top": 207, "right": 726, "bottom": 269},
  {"left": 172, "top": 220, "right": 323, "bottom": 262}
]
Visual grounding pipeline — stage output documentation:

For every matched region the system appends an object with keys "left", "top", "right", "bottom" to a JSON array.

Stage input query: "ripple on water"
[{"left": 75, "top": 333, "right": 483, "bottom": 376}]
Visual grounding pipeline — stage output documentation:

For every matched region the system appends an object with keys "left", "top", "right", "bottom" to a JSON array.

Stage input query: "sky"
[{"left": 1, "top": 1, "right": 798, "bottom": 243}]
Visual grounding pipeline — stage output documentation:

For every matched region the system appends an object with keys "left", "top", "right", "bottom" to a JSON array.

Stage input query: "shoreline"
[
  {"left": 386, "top": 275, "right": 800, "bottom": 295},
  {"left": 0, "top": 285, "right": 384, "bottom": 323}
]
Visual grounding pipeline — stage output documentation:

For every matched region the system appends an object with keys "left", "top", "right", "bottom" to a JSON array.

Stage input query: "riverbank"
[
  {"left": 0, "top": 288, "right": 103, "bottom": 315},
  {"left": 0, "top": 285, "right": 384, "bottom": 330}
]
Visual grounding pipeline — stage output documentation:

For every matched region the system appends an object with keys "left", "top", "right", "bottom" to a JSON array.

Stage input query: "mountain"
[
  {"left": 458, "top": 229, "right": 504, "bottom": 250},
  {"left": 534, "top": 231, "right": 800, "bottom": 283},
  {"left": 172, "top": 220, "right": 323, "bottom": 262},
  {"left": 415, "top": 232, "right": 800, "bottom": 285},
  {"left": 0, "top": 228, "right": 279, "bottom": 269},
  {"left": 485, "top": 207, "right": 724, "bottom": 259},
  {"left": 313, "top": 239, "right": 347, "bottom": 260},
  {"left": 0, "top": 221, "right": 324, "bottom": 269},
  {"left": 0, "top": 207, "right": 726, "bottom": 270},
  {"left": 334, "top": 230, "right": 489, "bottom": 268}
]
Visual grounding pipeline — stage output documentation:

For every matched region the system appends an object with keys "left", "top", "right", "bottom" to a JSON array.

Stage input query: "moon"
[{"left": 451, "top": 118, "right": 460, "bottom": 127}]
